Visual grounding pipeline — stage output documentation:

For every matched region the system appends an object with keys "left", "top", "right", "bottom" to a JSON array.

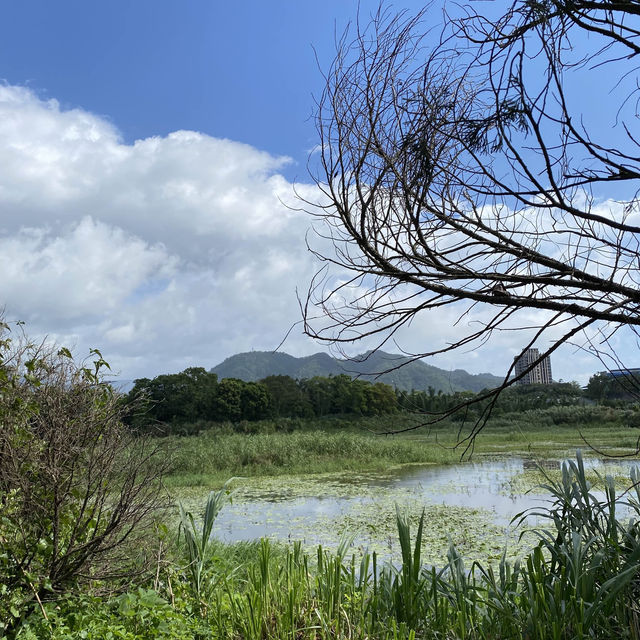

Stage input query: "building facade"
[{"left": 513, "top": 348, "right": 553, "bottom": 385}]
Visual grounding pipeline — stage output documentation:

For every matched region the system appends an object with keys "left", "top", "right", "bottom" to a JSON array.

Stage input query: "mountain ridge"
[{"left": 210, "top": 350, "right": 503, "bottom": 393}]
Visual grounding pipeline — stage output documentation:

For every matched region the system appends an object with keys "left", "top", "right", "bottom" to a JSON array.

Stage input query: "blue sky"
[
  {"left": 0, "top": 1, "right": 624, "bottom": 384},
  {"left": 1, "top": 1, "right": 413, "bottom": 175}
]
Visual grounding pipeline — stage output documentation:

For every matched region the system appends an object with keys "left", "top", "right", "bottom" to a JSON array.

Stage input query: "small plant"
[
  {"left": 392, "top": 506, "right": 426, "bottom": 629},
  {"left": 178, "top": 481, "right": 232, "bottom": 615}
]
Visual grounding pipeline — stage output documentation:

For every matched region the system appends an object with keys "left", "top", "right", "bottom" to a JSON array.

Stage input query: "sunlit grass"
[{"left": 164, "top": 410, "right": 640, "bottom": 488}]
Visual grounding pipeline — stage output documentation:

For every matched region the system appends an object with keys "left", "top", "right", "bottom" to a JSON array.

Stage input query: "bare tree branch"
[{"left": 303, "top": 1, "right": 640, "bottom": 446}]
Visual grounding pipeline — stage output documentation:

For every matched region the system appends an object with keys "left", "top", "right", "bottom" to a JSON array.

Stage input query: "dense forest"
[{"left": 125, "top": 369, "right": 398, "bottom": 430}]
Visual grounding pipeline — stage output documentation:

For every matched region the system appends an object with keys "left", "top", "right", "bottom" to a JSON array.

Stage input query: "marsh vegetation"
[
  {"left": 6, "top": 393, "right": 640, "bottom": 639},
  {"left": 10, "top": 453, "right": 640, "bottom": 640}
]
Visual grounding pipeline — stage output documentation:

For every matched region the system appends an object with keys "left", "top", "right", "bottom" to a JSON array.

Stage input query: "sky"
[{"left": 0, "top": 0, "right": 621, "bottom": 384}]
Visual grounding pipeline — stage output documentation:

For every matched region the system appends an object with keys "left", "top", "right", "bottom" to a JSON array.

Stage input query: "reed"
[
  {"left": 167, "top": 429, "right": 457, "bottom": 486},
  {"left": 165, "top": 420, "right": 639, "bottom": 487}
]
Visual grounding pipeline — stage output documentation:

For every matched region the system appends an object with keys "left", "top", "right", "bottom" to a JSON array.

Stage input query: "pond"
[{"left": 183, "top": 456, "right": 640, "bottom": 566}]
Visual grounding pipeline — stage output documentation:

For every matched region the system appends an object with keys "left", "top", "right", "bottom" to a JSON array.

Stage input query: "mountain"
[{"left": 210, "top": 350, "right": 503, "bottom": 393}]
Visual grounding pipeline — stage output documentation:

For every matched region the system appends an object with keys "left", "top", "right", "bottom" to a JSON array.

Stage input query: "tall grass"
[
  {"left": 509, "top": 451, "right": 640, "bottom": 639},
  {"left": 167, "top": 429, "right": 457, "bottom": 485},
  {"left": 164, "top": 416, "right": 640, "bottom": 487}
]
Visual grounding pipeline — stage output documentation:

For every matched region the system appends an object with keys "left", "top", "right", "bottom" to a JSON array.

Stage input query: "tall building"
[{"left": 513, "top": 348, "right": 553, "bottom": 385}]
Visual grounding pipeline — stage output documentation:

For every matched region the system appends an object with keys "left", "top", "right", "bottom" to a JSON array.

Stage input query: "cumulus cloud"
[
  {"left": 0, "top": 216, "right": 176, "bottom": 323},
  {"left": 0, "top": 84, "right": 597, "bottom": 384},
  {"left": 0, "top": 84, "right": 322, "bottom": 379}
]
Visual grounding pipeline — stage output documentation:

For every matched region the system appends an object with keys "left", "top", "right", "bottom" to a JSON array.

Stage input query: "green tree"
[
  {"left": 213, "top": 378, "right": 244, "bottom": 421},
  {"left": 366, "top": 382, "right": 398, "bottom": 415},
  {"left": 260, "top": 375, "right": 314, "bottom": 418},
  {"left": 586, "top": 372, "right": 640, "bottom": 403},
  {"left": 240, "top": 381, "right": 273, "bottom": 420},
  {"left": 301, "top": 376, "right": 333, "bottom": 417},
  {"left": 127, "top": 367, "right": 218, "bottom": 428},
  {"left": 331, "top": 374, "right": 356, "bottom": 414}
]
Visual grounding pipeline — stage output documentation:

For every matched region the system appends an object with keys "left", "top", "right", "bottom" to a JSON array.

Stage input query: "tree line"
[
  {"left": 123, "top": 367, "right": 630, "bottom": 432},
  {"left": 124, "top": 368, "right": 400, "bottom": 429}
]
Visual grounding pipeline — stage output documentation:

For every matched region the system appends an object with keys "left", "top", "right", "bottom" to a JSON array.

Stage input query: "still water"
[{"left": 208, "top": 456, "right": 639, "bottom": 563}]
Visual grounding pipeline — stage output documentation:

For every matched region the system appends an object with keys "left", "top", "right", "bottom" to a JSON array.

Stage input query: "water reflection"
[{"left": 212, "top": 456, "right": 640, "bottom": 558}]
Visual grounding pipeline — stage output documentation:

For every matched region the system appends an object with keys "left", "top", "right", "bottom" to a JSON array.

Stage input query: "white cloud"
[
  {"left": 0, "top": 84, "right": 604, "bottom": 385},
  {"left": 0, "top": 84, "right": 322, "bottom": 379},
  {"left": 0, "top": 216, "right": 175, "bottom": 323}
]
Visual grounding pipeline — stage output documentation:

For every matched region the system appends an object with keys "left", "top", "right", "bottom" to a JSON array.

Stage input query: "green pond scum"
[
  {"left": 328, "top": 500, "right": 535, "bottom": 565},
  {"left": 504, "top": 463, "right": 639, "bottom": 496},
  {"left": 173, "top": 464, "right": 539, "bottom": 567}
]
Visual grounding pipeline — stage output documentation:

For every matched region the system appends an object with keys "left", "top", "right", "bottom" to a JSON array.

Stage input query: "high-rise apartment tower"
[{"left": 513, "top": 348, "right": 553, "bottom": 385}]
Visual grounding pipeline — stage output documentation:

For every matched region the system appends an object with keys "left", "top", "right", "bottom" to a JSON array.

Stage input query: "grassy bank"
[{"left": 164, "top": 407, "right": 640, "bottom": 487}]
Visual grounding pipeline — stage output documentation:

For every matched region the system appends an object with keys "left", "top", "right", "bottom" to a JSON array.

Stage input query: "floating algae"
[
  {"left": 172, "top": 456, "right": 639, "bottom": 566},
  {"left": 173, "top": 458, "right": 548, "bottom": 565},
  {"left": 503, "top": 458, "right": 640, "bottom": 496}
]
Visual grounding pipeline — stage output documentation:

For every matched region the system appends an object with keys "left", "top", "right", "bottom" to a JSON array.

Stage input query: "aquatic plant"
[
  {"left": 390, "top": 506, "right": 426, "bottom": 628},
  {"left": 178, "top": 481, "right": 231, "bottom": 615},
  {"left": 511, "top": 451, "right": 640, "bottom": 639},
  {"left": 15, "top": 453, "right": 640, "bottom": 639}
]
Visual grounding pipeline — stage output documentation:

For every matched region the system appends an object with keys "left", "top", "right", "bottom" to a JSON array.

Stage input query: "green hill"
[{"left": 210, "top": 350, "right": 503, "bottom": 393}]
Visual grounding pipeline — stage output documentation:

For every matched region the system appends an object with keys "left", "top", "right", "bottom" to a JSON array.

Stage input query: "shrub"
[{"left": 0, "top": 322, "right": 169, "bottom": 635}]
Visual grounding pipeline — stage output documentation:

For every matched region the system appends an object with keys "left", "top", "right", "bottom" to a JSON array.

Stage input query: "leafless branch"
[{"left": 302, "top": 1, "right": 640, "bottom": 447}]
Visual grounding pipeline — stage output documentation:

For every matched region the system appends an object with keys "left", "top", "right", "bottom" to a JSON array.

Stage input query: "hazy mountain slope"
[{"left": 210, "top": 350, "right": 502, "bottom": 393}]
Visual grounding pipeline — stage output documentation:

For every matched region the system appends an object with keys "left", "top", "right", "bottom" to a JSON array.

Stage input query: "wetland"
[
  {"left": 175, "top": 454, "right": 640, "bottom": 566},
  {"left": 9, "top": 409, "right": 640, "bottom": 638}
]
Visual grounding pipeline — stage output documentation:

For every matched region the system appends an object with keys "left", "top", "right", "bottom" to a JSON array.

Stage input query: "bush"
[{"left": 0, "top": 322, "right": 169, "bottom": 635}]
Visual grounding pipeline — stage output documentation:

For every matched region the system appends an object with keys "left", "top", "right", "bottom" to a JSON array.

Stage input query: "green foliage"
[
  {"left": 125, "top": 368, "right": 640, "bottom": 438},
  {"left": 299, "top": 374, "right": 399, "bottom": 417},
  {"left": 0, "top": 323, "right": 168, "bottom": 637},
  {"left": 167, "top": 428, "right": 456, "bottom": 484},
  {"left": 126, "top": 367, "right": 220, "bottom": 429},
  {"left": 239, "top": 381, "right": 272, "bottom": 421},
  {"left": 496, "top": 382, "right": 584, "bottom": 411},
  {"left": 126, "top": 369, "right": 400, "bottom": 434},
  {"left": 14, "top": 590, "right": 200, "bottom": 639},
  {"left": 517, "top": 404, "right": 628, "bottom": 427},
  {"left": 586, "top": 371, "right": 640, "bottom": 402},
  {"left": 260, "top": 374, "right": 315, "bottom": 418},
  {"left": 178, "top": 482, "right": 231, "bottom": 615},
  {"left": 391, "top": 507, "right": 427, "bottom": 628},
  {"left": 511, "top": 452, "right": 640, "bottom": 639}
]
